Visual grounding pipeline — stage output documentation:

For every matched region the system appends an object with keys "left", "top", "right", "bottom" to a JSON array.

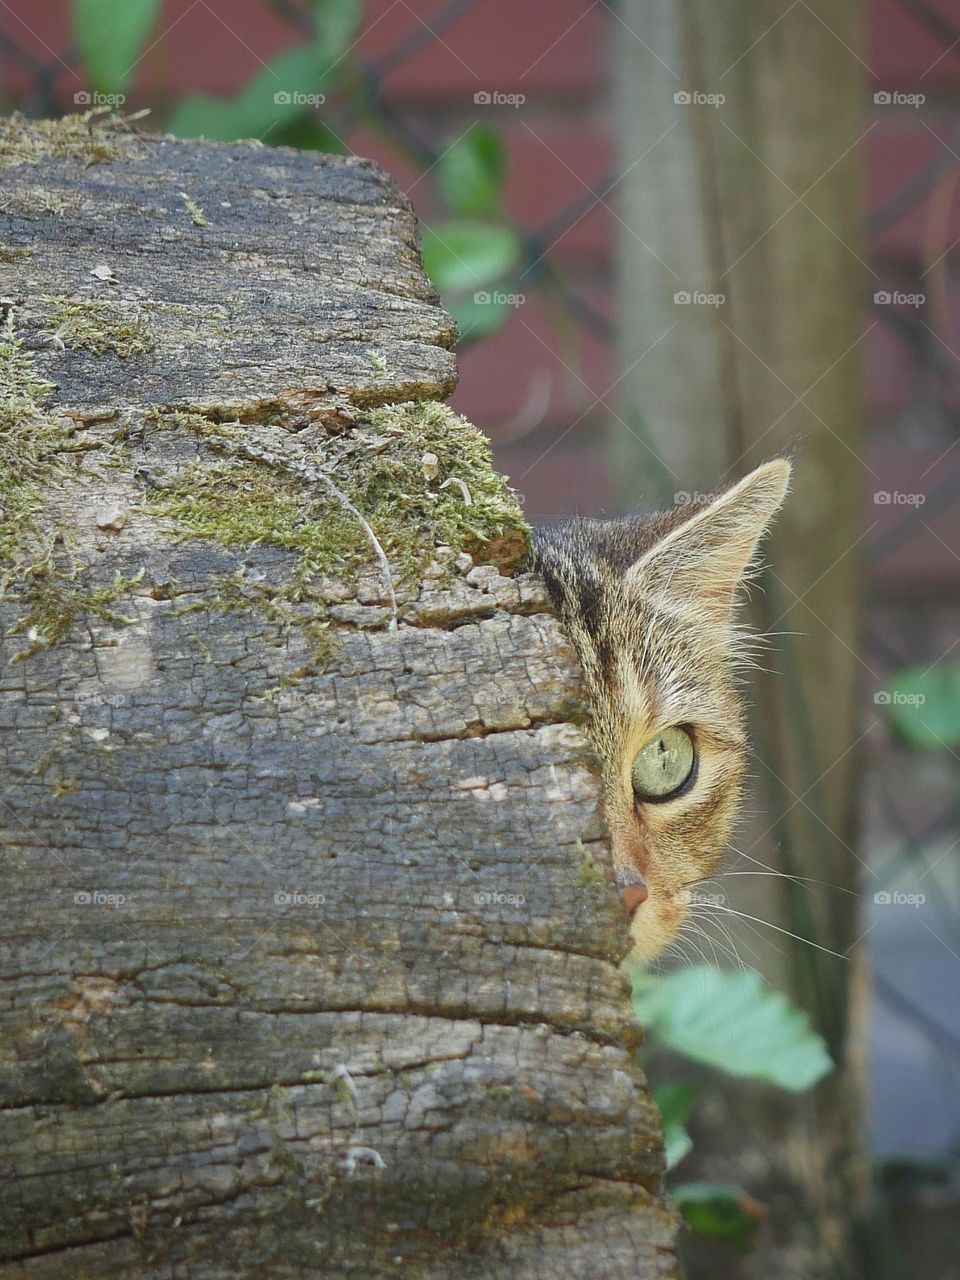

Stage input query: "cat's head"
[{"left": 532, "top": 460, "right": 791, "bottom": 963}]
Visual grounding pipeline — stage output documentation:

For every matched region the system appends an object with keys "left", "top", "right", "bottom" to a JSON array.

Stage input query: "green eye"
[{"left": 631, "top": 726, "right": 696, "bottom": 801}]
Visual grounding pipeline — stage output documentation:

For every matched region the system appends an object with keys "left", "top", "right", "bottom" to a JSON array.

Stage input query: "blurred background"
[{"left": 1, "top": 2, "right": 958, "bottom": 1277}]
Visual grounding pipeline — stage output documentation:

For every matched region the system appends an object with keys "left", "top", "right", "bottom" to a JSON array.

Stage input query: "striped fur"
[{"left": 530, "top": 461, "right": 791, "bottom": 962}]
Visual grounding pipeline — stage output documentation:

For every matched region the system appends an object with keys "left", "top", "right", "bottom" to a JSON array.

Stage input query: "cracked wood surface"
[{"left": 0, "top": 120, "right": 680, "bottom": 1279}]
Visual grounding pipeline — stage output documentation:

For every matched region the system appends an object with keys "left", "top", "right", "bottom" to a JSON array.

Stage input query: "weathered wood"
[
  {"left": 0, "top": 116, "right": 679, "bottom": 1279},
  {"left": 0, "top": 111, "right": 456, "bottom": 418}
]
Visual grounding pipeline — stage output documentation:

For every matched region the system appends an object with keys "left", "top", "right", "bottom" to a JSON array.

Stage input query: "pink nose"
[{"left": 620, "top": 882, "right": 649, "bottom": 916}]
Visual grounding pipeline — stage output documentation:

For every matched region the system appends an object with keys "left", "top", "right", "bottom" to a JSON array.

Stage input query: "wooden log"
[{"left": 0, "top": 114, "right": 679, "bottom": 1279}]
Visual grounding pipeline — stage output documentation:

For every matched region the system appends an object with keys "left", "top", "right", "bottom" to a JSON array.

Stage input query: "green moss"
[
  {"left": 179, "top": 191, "right": 209, "bottom": 227},
  {"left": 576, "top": 842, "right": 606, "bottom": 890},
  {"left": 9, "top": 567, "right": 144, "bottom": 663},
  {"left": 152, "top": 464, "right": 362, "bottom": 584},
  {"left": 171, "top": 568, "right": 339, "bottom": 669},
  {"left": 353, "top": 399, "right": 528, "bottom": 575},
  {"left": 0, "top": 244, "right": 32, "bottom": 263},
  {"left": 0, "top": 315, "right": 144, "bottom": 658},
  {"left": 44, "top": 298, "right": 154, "bottom": 358},
  {"left": 149, "top": 400, "right": 528, "bottom": 598},
  {"left": 0, "top": 110, "right": 139, "bottom": 172},
  {"left": 0, "top": 188, "right": 68, "bottom": 217},
  {"left": 0, "top": 314, "right": 67, "bottom": 563}
]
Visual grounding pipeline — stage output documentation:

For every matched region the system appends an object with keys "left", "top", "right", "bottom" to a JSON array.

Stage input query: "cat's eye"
[{"left": 631, "top": 726, "right": 696, "bottom": 802}]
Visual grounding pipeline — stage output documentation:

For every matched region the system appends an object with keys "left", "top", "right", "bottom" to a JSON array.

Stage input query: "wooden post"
[{"left": 0, "top": 115, "right": 679, "bottom": 1278}]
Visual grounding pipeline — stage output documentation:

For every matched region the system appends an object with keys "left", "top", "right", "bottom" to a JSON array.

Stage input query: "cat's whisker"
[
  {"left": 672, "top": 920, "right": 715, "bottom": 970},
  {"left": 676, "top": 912, "right": 752, "bottom": 974},
  {"left": 720, "top": 870, "right": 859, "bottom": 895},
  {"left": 690, "top": 903, "right": 848, "bottom": 960},
  {"left": 725, "top": 844, "right": 857, "bottom": 896},
  {"left": 686, "top": 914, "right": 747, "bottom": 971},
  {"left": 684, "top": 906, "right": 772, "bottom": 968}
]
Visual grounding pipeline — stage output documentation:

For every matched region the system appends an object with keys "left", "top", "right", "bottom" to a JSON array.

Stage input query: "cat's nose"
[{"left": 615, "top": 867, "right": 649, "bottom": 916}]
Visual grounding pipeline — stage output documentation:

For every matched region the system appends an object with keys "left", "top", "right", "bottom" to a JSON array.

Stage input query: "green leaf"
[
  {"left": 653, "top": 1081, "right": 696, "bottom": 1170},
  {"left": 169, "top": 44, "right": 337, "bottom": 143},
  {"left": 73, "top": 0, "right": 159, "bottom": 93},
  {"left": 309, "top": 0, "right": 362, "bottom": 69},
  {"left": 880, "top": 662, "right": 960, "bottom": 750},
  {"left": 270, "top": 116, "right": 347, "bottom": 154},
  {"left": 629, "top": 966, "right": 832, "bottom": 1092},
  {"left": 673, "top": 1183, "right": 762, "bottom": 1253},
  {"left": 421, "top": 222, "right": 521, "bottom": 293},
  {"left": 437, "top": 128, "right": 507, "bottom": 217}
]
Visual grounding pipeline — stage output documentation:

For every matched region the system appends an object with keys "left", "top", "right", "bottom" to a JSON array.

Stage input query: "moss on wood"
[
  {"left": 0, "top": 314, "right": 66, "bottom": 562},
  {"left": 148, "top": 400, "right": 529, "bottom": 592},
  {"left": 45, "top": 298, "right": 155, "bottom": 357},
  {"left": 0, "top": 109, "right": 140, "bottom": 172}
]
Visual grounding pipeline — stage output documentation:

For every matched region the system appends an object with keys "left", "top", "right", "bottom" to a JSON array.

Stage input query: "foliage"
[
  {"left": 672, "top": 1183, "right": 763, "bottom": 1253},
  {"left": 878, "top": 663, "right": 960, "bottom": 750},
  {"left": 68, "top": 0, "right": 528, "bottom": 346},
  {"left": 630, "top": 965, "right": 833, "bottom": 1092},
  {"left": 631, "top": 964, "right": 832, "bottom": 1251},
  {"left": 73, "top": 0, "right": 160, "bottom": 94},
  {"left": 652, "top": 1080, "right": 696, "bottom": 1170}
]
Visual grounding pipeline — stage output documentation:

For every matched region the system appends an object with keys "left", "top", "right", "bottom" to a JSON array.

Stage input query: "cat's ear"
[{"left": 624, "top": 459, "right": 791, "bottom": 621}]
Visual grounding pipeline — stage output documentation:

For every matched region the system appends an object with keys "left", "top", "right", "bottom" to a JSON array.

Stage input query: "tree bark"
[
  {"left": 614, "top": 4, "right": 869, "bottom": 1278},
  {"left": 0, "top": 115, "right": 679, "bottom": 1278}
]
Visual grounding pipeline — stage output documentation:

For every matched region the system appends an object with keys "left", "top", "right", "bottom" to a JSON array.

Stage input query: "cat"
[{"left": 530, "top": 459, "right": 791, "bottom": 963}]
